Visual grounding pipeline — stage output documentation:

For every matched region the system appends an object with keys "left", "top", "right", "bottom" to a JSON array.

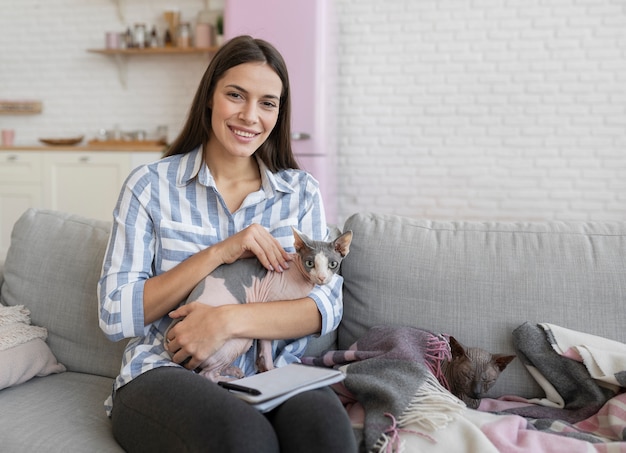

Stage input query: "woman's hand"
[
  {"left": 214, "top": 223, "right": 291, "bottom": 272},
  {"left": 165, "top": 302, "right": 232, "bottom": 370}
]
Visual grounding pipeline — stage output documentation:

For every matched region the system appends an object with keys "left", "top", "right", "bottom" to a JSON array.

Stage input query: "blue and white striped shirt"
[{"left": 98, "top": 146, "right": 344, "bottom": 416}]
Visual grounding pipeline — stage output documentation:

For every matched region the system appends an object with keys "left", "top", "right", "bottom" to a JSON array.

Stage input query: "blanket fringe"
[
  {"left": 0, "top": 305, "right": 48, "bottom": 351},
  {"left": 373, "top": 375, "right": 466, "bottom": 453},
  {"left": 423, "top": 333, "right": 452, "bottom": 390},
  {"left": 0, "top": 304, "right": 31, "bottom": 327},
  {"left": 399, "top": 375, "right": 466, "bottom": 429}
]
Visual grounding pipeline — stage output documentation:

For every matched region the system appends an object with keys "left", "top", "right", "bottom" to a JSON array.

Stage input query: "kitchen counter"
[{"left": 0, "top": 143, "right": 166, "bottom": 152}]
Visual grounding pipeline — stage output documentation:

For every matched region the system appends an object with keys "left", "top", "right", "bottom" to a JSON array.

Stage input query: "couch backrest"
[
  {"left": 0, "top": 209, "right": 125, "bottom": 378},
  {"left": 339, "top": 212, "right": 626, "bottom": 398}
]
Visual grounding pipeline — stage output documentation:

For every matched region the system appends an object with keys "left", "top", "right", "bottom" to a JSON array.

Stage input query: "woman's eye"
[
  {"left": 262, "top": 101, "right": 278, "bottom": 109},
  {"left": 228, "top": 92, "right": 243, "bottom": 100},
  {"left": 305, "top": 260, "right": 315, "bottom": 268}
]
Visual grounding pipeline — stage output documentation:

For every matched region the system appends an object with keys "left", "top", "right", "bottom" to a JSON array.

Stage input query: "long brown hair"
[{"left": 165, "top": 35, "right": 299, "bottom": 172}]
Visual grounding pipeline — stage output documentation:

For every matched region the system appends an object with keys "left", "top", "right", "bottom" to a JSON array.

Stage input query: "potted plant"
[{"left": 216, "top": 15, "right": 224, "bottom": 46}]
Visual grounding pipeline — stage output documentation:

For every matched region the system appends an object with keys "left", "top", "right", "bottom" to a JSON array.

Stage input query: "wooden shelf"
[
  {"left": 0, "top": 100, "right": 42, "bottom": 115},
  {"left": 87, "top": 46, "right": 219, "bottom": 87},
  {"left": 87, "top": 47, "right": 218, "bottom": 55}
]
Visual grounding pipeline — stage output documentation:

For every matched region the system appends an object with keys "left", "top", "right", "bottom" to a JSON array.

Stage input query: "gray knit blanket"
[
  {"left": 303, "top": 326, "right": 465, "bottom": 452},
  {"left": 502, "top": 322, "right": 618, "bottom": 423}
]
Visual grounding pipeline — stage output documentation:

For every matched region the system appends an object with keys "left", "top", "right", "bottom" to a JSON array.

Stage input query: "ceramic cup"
[
  {"left": 195, "top": 23, "right": 212, "bottom": 48},
  {"left": 105, "top": 32, "right": 120, "bottom": 49},
  {"left": 1, "top": 129, "right": 15, "bottom": 146}
]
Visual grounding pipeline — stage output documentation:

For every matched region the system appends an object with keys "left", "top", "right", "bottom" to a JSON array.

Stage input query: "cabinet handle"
[
  {"left": 79, "top": 156, "right": 90, "bottom": 163},
  {"left": 6, "top": 154, "right": 18, "bottom": 162},
  {"left": 291, "top": 132, "right": 311, "bottom": 141}
]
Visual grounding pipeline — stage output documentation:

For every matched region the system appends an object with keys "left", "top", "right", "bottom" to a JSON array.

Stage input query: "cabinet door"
[
  {"left": 0, "top": 152, "right": 44, "bottom": 259},
  {"left": 0, "top": 183, "right": 42, "bottom": 259},
  {"left": 0, "top": 151, "right": 42, "bottom": 182},
  {"left": 42, "top": 152, "right": 131, "bottom": 221}
]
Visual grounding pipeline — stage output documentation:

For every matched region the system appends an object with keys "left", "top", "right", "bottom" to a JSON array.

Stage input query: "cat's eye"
[
  {"left": 329, "top": 261, "right": 338, "bottom": 269},
  {"left": 305, "top": 260, "right": 315, "bottom": 268}
]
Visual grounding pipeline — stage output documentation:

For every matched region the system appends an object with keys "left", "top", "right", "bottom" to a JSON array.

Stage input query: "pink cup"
[
  {"left": 195, "top": 23, "right": 212, "bottom": 47},
  {"left": 106, "top": 32, "right": 120, "bottom": 49},
  {"left": 1, "top": 129, "right": 14, "bottom": 146}
]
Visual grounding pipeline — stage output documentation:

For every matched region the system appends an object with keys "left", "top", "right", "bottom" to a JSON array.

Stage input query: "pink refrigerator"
[{"left": 224, "top": 0, "right": 338, "bottom": 223}]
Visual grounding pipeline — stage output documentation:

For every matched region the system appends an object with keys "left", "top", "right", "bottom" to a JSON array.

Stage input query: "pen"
[{"left": 217, "top": 381, "right": 262, "bottom": 396}]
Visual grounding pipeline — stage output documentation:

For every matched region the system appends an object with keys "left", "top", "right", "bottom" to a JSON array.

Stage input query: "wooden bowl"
[{"left": 39, "top": 136, "right": 84, "bottom": 146}]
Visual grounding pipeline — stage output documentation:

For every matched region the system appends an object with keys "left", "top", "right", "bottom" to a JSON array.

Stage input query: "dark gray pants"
[{"left": 111, "top": 366, "right": 357, "bottom": 453}]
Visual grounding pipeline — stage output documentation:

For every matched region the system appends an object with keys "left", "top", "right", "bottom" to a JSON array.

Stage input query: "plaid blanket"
[
  {"left": 478, "top": 322, "right": 626, "bottom": 450},
  {"left": 504, "top": 322, "right": 617, "bottom": 422},
  {"left": 303, "top": 325, "right": 465, "bottom": 452}
]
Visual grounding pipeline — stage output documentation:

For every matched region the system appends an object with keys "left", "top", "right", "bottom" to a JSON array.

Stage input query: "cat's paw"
[
  {"left": 220, "top": 366, "right": 245, "bottom": 380},
  {"left": 256, "top": 356, "right": 274, "bottom": 373},
  {"left": 462, "top": 396, "right": 481, "bottom": 409}
]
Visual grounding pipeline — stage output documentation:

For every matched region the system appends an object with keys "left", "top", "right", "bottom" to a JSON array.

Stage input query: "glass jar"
[
  {"left": 133, "top": 23, "right": 146, "bottom": 49},
  {"left": 178, "top": 22, "right": 191, "bottom": 48}
]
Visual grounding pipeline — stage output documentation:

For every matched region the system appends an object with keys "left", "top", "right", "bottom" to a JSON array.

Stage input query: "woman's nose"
[{"left": 239, "top": 103, "right": 258, "bottom": 124}]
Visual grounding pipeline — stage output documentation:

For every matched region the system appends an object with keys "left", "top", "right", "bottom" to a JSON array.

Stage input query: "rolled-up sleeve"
[
  {"left": 98, "top": 168, "right": 154, "bottom": 341},
  {"left": 295, "top": 178, "right": 344, "bottom": 336},
  {"left": 307, "top": 274, "right": 344, "bottom": 335}
]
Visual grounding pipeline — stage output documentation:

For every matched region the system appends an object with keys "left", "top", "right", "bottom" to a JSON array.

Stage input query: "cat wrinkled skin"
[
  {"left": 442, "top": 336, "right": 515, "bottom": 409},
  {"left": 164, "top": 227, "right": 353, "bottom": 382}
]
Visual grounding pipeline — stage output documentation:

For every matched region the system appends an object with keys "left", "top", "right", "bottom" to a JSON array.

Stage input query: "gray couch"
[{"left": 1, "top": 208, "right": 625, "bottom": 452}]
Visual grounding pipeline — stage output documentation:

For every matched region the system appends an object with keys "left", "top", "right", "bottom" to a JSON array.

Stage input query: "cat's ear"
[
  {"left": 493, "top": 354, "right": 516, "bottom": 371},
  {"left": 448, "top": 336, "right": 468, "bottom": 359},
  {"left": 292, "top": 227, "right": 311, "bottom": 252},
  {"left": 334, "top": 230, "right": 353, "bottom": 257}
]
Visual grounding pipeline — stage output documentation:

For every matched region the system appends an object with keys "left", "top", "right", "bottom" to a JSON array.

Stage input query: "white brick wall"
[
  {"left": 1, "top": 0, "right": 624, "bottom": 223},
  {"left": 335, "top": 0, "right": 626, "bottom": 223}
]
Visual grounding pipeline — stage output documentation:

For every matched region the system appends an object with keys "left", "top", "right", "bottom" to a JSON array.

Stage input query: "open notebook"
[{"left": 218, "top": 363, "right": 345, "bottom": 412}]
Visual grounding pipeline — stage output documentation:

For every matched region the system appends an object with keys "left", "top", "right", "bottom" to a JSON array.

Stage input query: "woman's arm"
[
  {"left": 167, "top": 272, "right": 345, "bottom": 370},
  {"left": 166, "top": 296, "right": 321, "bottom": 369},
  {"left": 143, "top": 224, "right": 292, "bottom": 324}
]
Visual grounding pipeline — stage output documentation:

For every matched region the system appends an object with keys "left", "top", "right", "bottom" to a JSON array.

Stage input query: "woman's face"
[{"left": 208, "top": 61, "right": 283, "bottom": 160}]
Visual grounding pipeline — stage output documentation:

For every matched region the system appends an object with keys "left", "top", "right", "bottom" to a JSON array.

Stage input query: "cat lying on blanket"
[
  {"left": 165, "top": 227, "right": 353, "bottom": 382},
  {"left": 442, "top": 336, "right": 515, "bottom": 409},
  {"left": 303, "top": 325, "right": 515, "bottom": 410}
]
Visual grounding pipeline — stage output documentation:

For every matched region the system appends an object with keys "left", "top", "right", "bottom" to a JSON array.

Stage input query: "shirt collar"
[
  {"left": 176, "top": 145, "right": 295, "bottom": 196},
  {"left": 176, "top": 145, "right": 204, "bottom": 186}
]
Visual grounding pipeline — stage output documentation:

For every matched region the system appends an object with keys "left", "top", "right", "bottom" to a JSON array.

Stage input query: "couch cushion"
[
  {"left": 340, "top": 212, "right": 626, "bottom": 398},
  {"left": 0, "top": 372, "right": 123, "bottom": 452},
  {"left": 0, "top": 209, "right": 126, "bottom": 378}
]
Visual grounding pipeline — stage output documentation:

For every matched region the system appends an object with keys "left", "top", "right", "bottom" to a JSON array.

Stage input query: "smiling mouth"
[{"left": 230, "top": 127, "right": 259, "bottom": 138}]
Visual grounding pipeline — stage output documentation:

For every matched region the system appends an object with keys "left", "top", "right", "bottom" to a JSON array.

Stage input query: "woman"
[{"left": 98, "top": 35, "right": 356, "bottom": 452}]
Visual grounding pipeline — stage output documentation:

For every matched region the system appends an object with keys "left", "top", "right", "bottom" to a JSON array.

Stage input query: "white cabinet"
[
  {"left": 43, "top": 152, "right": 134, "bottom": 221},
  {"left": 0, "top": 150, "right": 162, "bottom": 260},
  {"left": 0, "top": 151, "right": 42, "bottom": 183},
  {"left": 0, "top": 152, "right": 44, "bottom": 260}
]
